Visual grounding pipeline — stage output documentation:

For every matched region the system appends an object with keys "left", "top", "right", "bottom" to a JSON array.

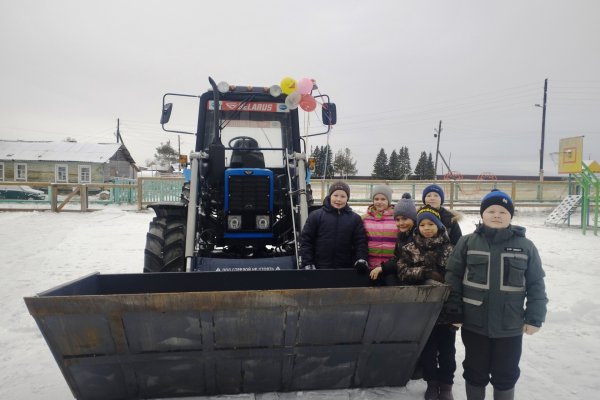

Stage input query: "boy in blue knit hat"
[
  {"left": 444, "top": 190, "right": 548, "bottom": 400},
  {"left": 422, "top": 184, "right": 462, "bottom": 245},
  {"left": 396, "top": 204, "right": 456, "bottom": 400}
]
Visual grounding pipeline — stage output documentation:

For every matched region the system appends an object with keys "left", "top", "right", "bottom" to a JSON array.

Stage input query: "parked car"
[{"left": 0, "top": 185, "right": 46, "bottom": 200}]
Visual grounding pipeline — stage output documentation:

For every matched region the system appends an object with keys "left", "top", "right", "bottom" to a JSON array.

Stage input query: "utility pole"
[
  {"left": 116, "top": 118, "right": 120, "bottom": 143},
  {"left": 538, "top": 79, "right": 548, "bottom": 182},
  {"left": 178, "top": 135, "right": 181, "bottom": 171},
  {"left": 434, "top": 120, "right": 442, "bottom": 179},
  {"left": 114, "top": 119, "right": 125, "bottom": 178},
  {"left": 115, "top": 118, "right": 125, "bottom": 146}
]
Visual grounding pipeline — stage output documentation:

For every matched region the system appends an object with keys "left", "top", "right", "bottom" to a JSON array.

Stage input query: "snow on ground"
[{"left": 1, "top": 207, "right": 599, "bottom": 399}]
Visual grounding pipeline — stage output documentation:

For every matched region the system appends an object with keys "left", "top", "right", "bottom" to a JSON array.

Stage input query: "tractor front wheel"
[{"left": 144, "top": 216, "right": 186, "bottom": 272}]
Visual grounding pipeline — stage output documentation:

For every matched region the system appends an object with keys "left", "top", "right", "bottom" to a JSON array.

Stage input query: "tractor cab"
[{"left": 156, "top": 79, "right": 336, "bottom": 272}]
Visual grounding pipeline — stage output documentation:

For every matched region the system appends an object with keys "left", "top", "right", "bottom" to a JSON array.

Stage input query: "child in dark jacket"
[
  {"left": 422, "top": 184, "right": 463, "bottom": 246},
  {"left": 396, "top": 205, "right": 456, "bottom": 400},
  {"left": 369, "top": 192, "right": 417, "bottom": 285},
  {"left": 444, "top": 190, "right": 548, "bottom": 400},
  {"left": 300, "top": 181, "right": 368, "bottom": 271}
]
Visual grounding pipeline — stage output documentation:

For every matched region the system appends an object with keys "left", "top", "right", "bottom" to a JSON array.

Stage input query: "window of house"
[
  {"left": 0, "top": 163, "right": 4, "bottom": 181},
  {"left": 78, "top": 165, "right": 91, "bottom": 183},
  {"left": 15, "top": 163, "right": 27, "bottom": 181},
  {"left": 55, "top": 164, "right": 68, "bottom": 182}
]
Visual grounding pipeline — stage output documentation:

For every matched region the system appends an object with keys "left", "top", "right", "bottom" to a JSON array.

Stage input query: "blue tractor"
[{"left": 144, "top": 77, "right": 336, "bottom": 272}]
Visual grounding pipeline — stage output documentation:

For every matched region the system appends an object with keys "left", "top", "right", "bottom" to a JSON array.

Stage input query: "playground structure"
[{"left": 545, "top": 136, "right": 599, "bottom": 235}]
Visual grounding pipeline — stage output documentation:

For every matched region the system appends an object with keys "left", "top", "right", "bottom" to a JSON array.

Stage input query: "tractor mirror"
[
  {"left": 160, "top": 103, "right": 173, "bottom": 124},
  {"left": 322, "top": 103, "right": 337, "bottom": 126}
]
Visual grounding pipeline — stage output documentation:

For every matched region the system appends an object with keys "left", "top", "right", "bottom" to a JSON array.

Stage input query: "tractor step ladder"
[{"left": 545, "top": 195, "right": 582, "bottom": 225}]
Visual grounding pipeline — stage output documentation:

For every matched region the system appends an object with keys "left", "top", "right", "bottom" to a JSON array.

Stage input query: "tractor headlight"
[
  {"left": 228, "top": 215, "right": 242, "bottom": 230},
  {"left": 256, "top": 215, "right": 270, "bottom": 230}
]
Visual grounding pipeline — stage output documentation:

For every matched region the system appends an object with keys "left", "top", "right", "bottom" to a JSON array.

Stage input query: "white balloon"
[{"left": 285, "top": 91, "right": 301, "bottom": 110}]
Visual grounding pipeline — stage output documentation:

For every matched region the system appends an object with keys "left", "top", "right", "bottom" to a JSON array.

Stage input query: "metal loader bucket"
[{"left": 25, "top": 270, "right": 449, "bottom": 400}]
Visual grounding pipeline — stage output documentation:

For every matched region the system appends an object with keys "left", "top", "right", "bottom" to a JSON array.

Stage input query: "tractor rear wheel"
[{"left": 144, "top": 216, "right": 186, "bottom": 272}]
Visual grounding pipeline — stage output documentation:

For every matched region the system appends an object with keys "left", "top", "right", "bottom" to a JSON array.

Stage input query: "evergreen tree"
[
  {"left": 399, "top": 146, "right": 412, "bottom": 179},
  {"left": 321, "top": 145, "right": 334, "bottom": 179},
  {"left": 333, "top": 148, "right": 358, "bottom": 178},
  {"left": 154, "top": 140, "right": 179, "bottom": 166},
  {"left": 387, "top": 150, "right": 402, "bottom": 179},
  {"left": 311, "top": 146, "right": 323, "bottom": 177},
  {"left": 426, "top": 152, "right": 436, "bottom": 179},
  {"left": 372, "top": 148, "right": 388, "bottom": 179},
  {"left": 414, "top": 151, "right": 429, "bottom": 180}
]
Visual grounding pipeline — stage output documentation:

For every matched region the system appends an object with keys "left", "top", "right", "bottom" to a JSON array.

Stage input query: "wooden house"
[{"left": 0, "top": 140, "right": 138, "bottom": 184}]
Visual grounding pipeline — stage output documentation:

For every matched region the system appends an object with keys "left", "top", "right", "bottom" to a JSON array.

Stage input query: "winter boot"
[
  {"left": 465, "top": 382, "right": 486, "bottom": 400},
  {"left": 493, "top": 388, "right": 514, "bottom": 400},
  {"left": 424, "top": 380, "right": 439, "bottom": 400},
  {"left": 438, "top": 383, "right": 454, "bottom": 400}
]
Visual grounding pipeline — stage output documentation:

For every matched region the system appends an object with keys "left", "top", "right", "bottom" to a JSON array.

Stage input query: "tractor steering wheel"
[{"left": 228, "top": 136, "right": 258, "bottom": 149}]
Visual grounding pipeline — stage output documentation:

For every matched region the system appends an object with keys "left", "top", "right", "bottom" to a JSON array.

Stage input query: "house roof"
[{"left": 0, "top": 140, "right": 137, "bottom": 165}]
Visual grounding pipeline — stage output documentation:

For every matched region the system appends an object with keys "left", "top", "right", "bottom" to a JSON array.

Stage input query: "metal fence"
[
  {"left": 311, "top": 179, "right": 571, "bottom": 209},
  {"left": 0, "top": 178, "right": 573, "bottom": 212}
]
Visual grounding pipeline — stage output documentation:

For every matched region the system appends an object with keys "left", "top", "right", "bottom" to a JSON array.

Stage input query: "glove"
[
  {"left": 523, "top": 324, "right": 541, "bottom": 335},
  {"left": 354, "top": 259, "right": 368, "bottom": 274},
  {"left": 304, "top": 264, "right": 316, "bottom": 270}
]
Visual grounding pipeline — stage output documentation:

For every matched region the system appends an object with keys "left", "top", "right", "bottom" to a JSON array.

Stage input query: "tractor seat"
[{"left": 230, "top": 138, "right": 265, "bottom": 168}]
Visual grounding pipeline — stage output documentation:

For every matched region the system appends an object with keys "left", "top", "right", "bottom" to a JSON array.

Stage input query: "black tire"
[{"left": 143, "top": 216, "right": 186, "bottom": 272}]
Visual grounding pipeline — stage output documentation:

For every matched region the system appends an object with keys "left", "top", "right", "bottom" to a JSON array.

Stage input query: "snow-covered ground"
[{"left": 1, "top": 206, "right": 599, "bottom": 399}]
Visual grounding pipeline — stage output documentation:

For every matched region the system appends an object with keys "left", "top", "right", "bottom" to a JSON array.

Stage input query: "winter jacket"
[
  {"left": 396, "top": 229, "right": 454, "bottom": 323},
  {"left": 380, "top": 230, "right": 415, "bottom": 277},
  {"left": 438, "top": 206, "right": 463, "bottom": 246},
  {"left": 300, "top": 196, "right": 368, "bottom": 269},
  {"left": 444, "top": 224, "right": 548, "bottom": 338},
  {"left": 362, "top": 205, "right": 398, "bottom": 270},
  {"left": 396, "top": 230, "right": 453, "bottom": 285}
]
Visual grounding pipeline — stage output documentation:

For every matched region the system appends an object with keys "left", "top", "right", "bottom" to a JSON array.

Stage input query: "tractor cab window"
[{"left": 204, "top": 100, "right": 293, "bottom": 168}]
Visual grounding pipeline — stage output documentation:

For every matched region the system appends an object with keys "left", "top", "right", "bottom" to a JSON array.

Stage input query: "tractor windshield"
[{"left": 204, "top": 100, "right": 294, "bottom": 168}]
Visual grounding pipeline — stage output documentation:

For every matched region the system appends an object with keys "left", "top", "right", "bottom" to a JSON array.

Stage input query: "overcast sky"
[{"left": 1, "top": 0, "right": 599, "bottom": 177}]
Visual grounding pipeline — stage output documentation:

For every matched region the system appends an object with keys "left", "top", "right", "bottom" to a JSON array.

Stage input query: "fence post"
[
  {"left": 137, "top": 178, "right": 143, "bottom": 210},
  {"left": 511, "top": 181, "right": 517, "bottom": 202},
  {"left": 81, "top": 184, "right": 88, "bottom": 212},
  {"left": 51, "top": 184, "right": 58, "bottom": 212}
]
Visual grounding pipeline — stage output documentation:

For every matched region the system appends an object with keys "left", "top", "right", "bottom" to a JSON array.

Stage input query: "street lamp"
[{"left": 535, "top": 79, "right": 548, "bottom": 182}]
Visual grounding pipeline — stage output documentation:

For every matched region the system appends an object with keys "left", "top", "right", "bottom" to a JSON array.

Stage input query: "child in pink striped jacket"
[{"left": 362, "top": 185, "right": 397, "bottom": 270}]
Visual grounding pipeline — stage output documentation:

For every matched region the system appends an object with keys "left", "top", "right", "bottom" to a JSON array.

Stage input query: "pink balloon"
[
  {"left": 297, "top": 78, "right": 313, "bottom": 95},
  {"left": 299, "top": 94, "right": 317, "bottom": 112}
]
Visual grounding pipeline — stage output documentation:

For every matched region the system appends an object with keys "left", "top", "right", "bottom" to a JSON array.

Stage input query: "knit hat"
[
  {"left": 480, "top": 189, "right": 514, "bottom": 217},
  {"left": 371, "top": 184, "right": 393, "bottom": 203},
  {"left": 328, "top": 181, "right": 350, "bottom": 198},
  {"left": 393, "top": 193, "right": 417, "bottom": 223},
  {"left": 417, "top": 205, "right": 445, "bottom": 230},
  {"left": 422, "top": 184, "right": 445, "bottom": 206}
]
